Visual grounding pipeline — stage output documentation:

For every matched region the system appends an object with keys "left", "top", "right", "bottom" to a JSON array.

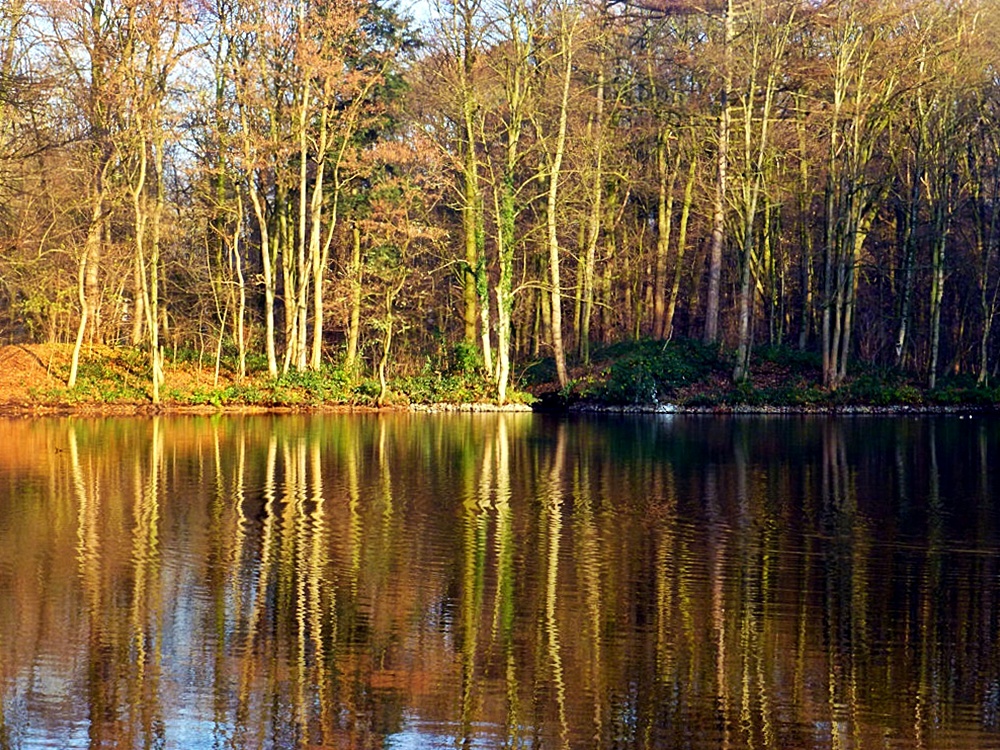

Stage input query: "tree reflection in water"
[{"left": 0, "top": 414, "right": 998, "bottom": 748}]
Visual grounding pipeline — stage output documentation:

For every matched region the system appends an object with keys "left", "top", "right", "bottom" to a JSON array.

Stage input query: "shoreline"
[
  {"left": 0, "top": 398, "right": 993, "bottom": 418},
  {"left": 2, "top": 343, "right": 996, "bottom": 419}
]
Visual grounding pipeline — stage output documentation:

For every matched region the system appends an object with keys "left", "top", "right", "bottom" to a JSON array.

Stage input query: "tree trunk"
[
  {"left": 345, "top": 223, "right": 362, "bottom": 374},
  {"left": 308, "top": 106, "right": 331, "bottom": 371},
  {"left": 928, "top": 190, "right": 952, "bottom": 389},
  {"left": 665, "top": 156, "right": 697, "bottom": 340},
  {"left": 894, "top": 159, "right": 921, "bottom": 369},
  {"left": 976, "top": 189, "right": 999, "bottom": 385},
  {"left": 69, "top": 160, "right": 108, "bottom": 389},
  {"left": 544, "top": 7, "right": 576, "bottom": 388},
  {"left": 247, "top": 178, "right": 278, "bottom": 378},
  {"left": 232, "top": 198, "right": 247, "bottom": 379},
  {"left": 652, "top": 132, "right": 678, "bottom": 341},
  {"left": 732, "top": 196, "right": 758, "bottom": 383},
  {"left": 496, "top": 178, "right": 516, "bottom": 403},
  {"left": 68, "top": 244, "right": 92, "bottom": 389},
  {"left": 579, "top": 66, "right": 605, "bottom": 364},
  {"left": 789, "top": 97, "right": 812, "bottom": 350},
  {"left": 703, "top": 0, "right": 732, "bottom": 345}
]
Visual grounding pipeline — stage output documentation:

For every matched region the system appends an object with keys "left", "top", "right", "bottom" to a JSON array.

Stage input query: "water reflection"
[{"left": 0, "top": 414, "right": 999, "bottom": 748}]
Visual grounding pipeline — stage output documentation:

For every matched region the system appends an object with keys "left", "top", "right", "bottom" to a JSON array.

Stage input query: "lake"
[{"left": 0, "top": 413, "right": 998, "bottom": 749}]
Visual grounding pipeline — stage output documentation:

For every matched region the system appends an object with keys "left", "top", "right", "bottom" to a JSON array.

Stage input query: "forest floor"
[
  {"left": 0, "top": 341, "right": 997, "bottom": 415},
  {"left": 0, "top": 344, "right": 253, "bottom": 414}
]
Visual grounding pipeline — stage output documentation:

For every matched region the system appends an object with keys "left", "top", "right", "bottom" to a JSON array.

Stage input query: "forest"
[{"left": 1, "top": 0, "right": 999, "bottom": 404}]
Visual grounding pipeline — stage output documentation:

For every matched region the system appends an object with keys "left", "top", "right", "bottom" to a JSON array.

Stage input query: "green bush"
[
  {"left": 680, "top": 391, "right": 721, "bottom": 407},
  {"left": 843, "top": 372, "right": 922, "bottom": 406},
  {"left": 353, "top": 379, "right": 382, "bottom": 403},
  {"left": 589, "top": 338, "right": 722, "bottom": 404},
  {"left": 756, "top": 344, "right": 822, "bottom": 371},
  {"left": 450, "top": 341, "right": 482, "bottom": 376},
  {"left": 272, "top": 366, "right": 353, "bottom": 403},
  {"left": 395, "top": 372, "right": 494, "bottom": 403},
  {"left": 784, "top": 384, "right": 828, "bottom": 405},
  {"left": 928, "top": 381, "right": 1000, "bottom": 406},
  {"left": 71, "top": 357, "right": 147, "bottom": 402},
  {"left": 520, "top": 357, "right": 558, "bottom": 388},
  {"left": 601, "top": 363, "right": 658, "bottom": 404}
]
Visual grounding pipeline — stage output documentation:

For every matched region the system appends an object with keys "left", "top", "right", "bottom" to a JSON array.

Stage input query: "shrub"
[
  {"left": 843, "top": 372, "right": 923, "bottom": 406},
  {"left": 520, "top": 357, "right": 558, "bottom": 388},
  {"left": 756, "top": 344, "right": 822, "bottom": 371},
  {"left": 273, "top": 366, "right": 353, "bottom": 403},
  {"left": 681, "top": 391, "right": 721, "bottom": 407},
  {"left": 394, "top": 373, "right": 492, "bottom": 404},
  {"left": 928, "top": 381, "right": 1000, "bottom": 406},
  {"left": 588, "top": 338, "right": 723, "bottom": 404},
  {"left": 450, "top": 341, "right": 482, "bottom": 376}
]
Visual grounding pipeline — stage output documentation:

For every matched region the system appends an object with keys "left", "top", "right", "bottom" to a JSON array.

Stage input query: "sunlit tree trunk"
[
  {"left": 732, "top": 0, "right": 792, "bottom": 382},
  {"left": 444, "top": 0, "right": 487, "bottom": 360},
  {"left": 703, "top": 0, "right": 732, "bottom": 346},
  {"left": 541, "top": 3, "right": 579, "bottom": 388},
  {"left": 307, "top": 101, "right": 331, "bottom": 371},
  {"left": 489, "top": 0, "right": 538, "bottom": 403},
  {"left": 228, "top": 0, "right": 289, "bottom": 378},
  {"left": 376, "top": 278, "right": 406, "bottom": 407},
  {"left": 130, "top": 133, "right": 159, "bottom": 401},
  {"left": 232, "top": 196, "right": 247, "bottom": 379},
  {"left": 247, "top": 172, "right": 278, "bottom": 377},
  {"left": 64, "top": 0, "right": 121, "bottom": 387},
  {"left": 665, "top": 154, "right": 697, "bottom": 341},
  {"left": 652, "top": 129, "right": 678, "bottom": 342},
  {"left": 294, "top": 25, "right": 311, "bottom": 373},
  {"left": 820, "top": 3, "right": 897, "bottom": 389},
  {"left": 794, "top": 95, "right": 815, "bottom": 350},
  {"left": 345, "top": 222, "right": 362, "bottom": 373},
  {"left": 68, "top": 225, "right": 95, "bottom": 388},
  {"left": 579, "top": 63, "right": 606, "bottom": 364},
  {"left": 893, "top": 45, "right": 929, "bottom": 371},
  {"left": 926, "top": 172, "right": 956, "bottom": 389}
]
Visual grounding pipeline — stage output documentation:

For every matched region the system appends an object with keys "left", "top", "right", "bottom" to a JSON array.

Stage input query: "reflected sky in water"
[{"left": 0, "top": 413, "right": 999, "bottom": 749}]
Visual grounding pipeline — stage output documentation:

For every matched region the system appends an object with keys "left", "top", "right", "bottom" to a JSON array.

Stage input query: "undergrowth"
[{"left": 14, "top": 341, "right": 1000, "bottom": 410}]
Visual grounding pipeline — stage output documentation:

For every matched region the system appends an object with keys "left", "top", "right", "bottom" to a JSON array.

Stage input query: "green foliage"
[
  {"left": 842, "top": 372, "right": 923, "bottom": 406},
  {"left": 520, "top": 357, "right": 558, "bottom": 388},
  {"left": 756, "top": 344, "right": 822, "bottom": 371},
  {"left": 927, "top": 375, "right": 1000, "bottom": 406},
  {"left": 680, "top": 391, "right": 722, "bottom": 407},
  {"left": 69, "top": 354, "right": 149, "bottom": 402},
  {"left": 781, "top": 384, "right": 828, "bottom": 406},
  {"left": 724, "top": 381, "right": 828, "bottom": 407},
  {"left": 353, "top": 379, "right": 382, "bottom": 402},
  {"left": 587, "top": 338, "right": 722, "bottom": 405},
  {"left": 275, "top": 366, "right": 352, "bottom": 401},
  {"left": 449, "top": 341, "right": 482, "bottom": 376},
  {"left": 724, "top": 380, "right": 763, "bottom": 405},
  {"left": 394, "top": 373, "right": 492, "bottom": 404},
  {"left": 244, "top": 366, "right": 357, "bottom": 406},
  {"left": 241, "top": 351, "right": 272, "bottom": 375},
  {"left": 168, "top": 385, "right": 241, "bottom": 407},
  {"left": 600, "top": 363, "right": 658, "bottom": 404}
]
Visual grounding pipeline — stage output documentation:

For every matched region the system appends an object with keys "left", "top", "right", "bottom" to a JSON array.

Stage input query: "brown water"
[{"left": 0, "top": 413, "right": 999, "bottom": 749}]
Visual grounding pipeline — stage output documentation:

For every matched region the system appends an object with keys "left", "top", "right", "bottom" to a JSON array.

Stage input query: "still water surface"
[{"left": 0, "top": 413, "right": 999, "bottom": 749}]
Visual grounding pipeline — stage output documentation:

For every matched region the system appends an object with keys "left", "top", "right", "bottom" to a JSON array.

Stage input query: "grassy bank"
[
  {"left": 3, "top": 340, "right": 998, "bottom": 413},
  {"left": 2, "top": 343, "right": 530, "bottom": 411},
  {"left": 526, "top": 338, "right": 1000, "bottom": 412}
]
